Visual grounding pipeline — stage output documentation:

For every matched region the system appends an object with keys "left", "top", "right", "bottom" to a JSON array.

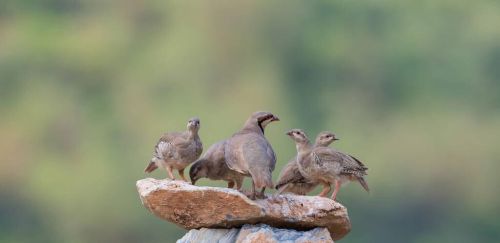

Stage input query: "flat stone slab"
[{"left": 137, "top": 178, "right": 351, "bottom": 241}]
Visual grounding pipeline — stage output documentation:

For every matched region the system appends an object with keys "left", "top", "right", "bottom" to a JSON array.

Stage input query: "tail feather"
[
  {"left": 275, "top": 182, "right": 284, "bottom": 190},
  {"left": 251, "top": 170, "right": 274, "bottom": 189},
  {"left": 357, "top": 177, "right": 370, "bottom": 192},
  {"left": 275, "top": 184, "right": 289, "bottom": 195},
  {"left": 144, "top": 161, "right": 158, "bottom": 173}
]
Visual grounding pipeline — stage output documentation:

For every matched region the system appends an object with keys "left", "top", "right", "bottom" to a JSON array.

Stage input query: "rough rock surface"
[
  {"left": 177, "top": 224, "right": 334, "bottom": 243},
  {"left": 137, "top": 178, "right": 351, "bottom": 240}
]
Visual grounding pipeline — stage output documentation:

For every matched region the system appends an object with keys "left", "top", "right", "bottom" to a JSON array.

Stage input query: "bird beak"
[
  {"left": 334, "top": 137, "right": 340, "bottom": 141},
  {"left": 271, "top": 115, "right": 280, "bottom": 122},
  {"left": 285, "top": 131, "right": 293, "bottom": 136}
]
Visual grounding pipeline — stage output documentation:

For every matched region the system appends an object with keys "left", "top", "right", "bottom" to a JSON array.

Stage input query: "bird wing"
[
  {"left": 311, "top": 147, "right": 342, "bottom": 167},
  {"left": 154, "top": 139, "right": 175, "bottom": 160},
  {"left": 266, "top": 139, "right": 277, "bottom": 171},
  {"left": 276, "top": 158, "right": 308, "bottom": 189},
  {"left": 167, "top": 132, "right": 192, "bottom": 148},
  {"left": 155, "top": 131, "right": 186, "bottom": 160},
  {"left": 348, "top": 154, "right": 368, "bottom": 170},
  {"left": 315, "top": 146, "right": 367, "bottom": 176},
  {"left": 242, "top": 133, "right": 275, "bottom": 188},
  {"left": 240, "top": 134, "right": 275, "bottom": 171},
  {"left": 225, "top": 132, "right": 276, "bottom": 183},
  {"left": 224, "top": 134, "right": 250, "bottom": 174},
  {"left": 340, "top": 153, "right": 368, "bottom": 176}
]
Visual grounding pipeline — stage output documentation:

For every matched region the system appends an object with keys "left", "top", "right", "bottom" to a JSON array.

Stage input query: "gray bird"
[
  {"left": 189, "top": 140, "right": 244, "bottom": 189},
  {"left": 286, "top": 129, "right": 368, "bottom": 201},
  {"left": 224, "top": 111, "right": 279, "bottom": 199},
  {"left": 275, "top": 131, "right": 339, "bottom": 195},
  {"left": 144, "top": 118, "right": 203, "bottom": 181}
]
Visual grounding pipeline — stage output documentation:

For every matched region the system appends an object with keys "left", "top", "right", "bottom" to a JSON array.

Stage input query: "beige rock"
[{"left": 137, "top": 178, "right": 351, "bottom": 240}]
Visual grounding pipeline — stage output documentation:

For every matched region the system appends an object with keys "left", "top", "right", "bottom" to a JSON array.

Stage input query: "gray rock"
[
  {"left": 177, "top": 228, "right": 239, "bottom": 243},
  {"left": 177, "top": 224, "right": 333, "bottom": 243}
]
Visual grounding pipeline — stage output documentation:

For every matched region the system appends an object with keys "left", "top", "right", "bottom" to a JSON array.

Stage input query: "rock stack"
[{"left": 137, "top": 178, "right": 352, "bottom": 242}]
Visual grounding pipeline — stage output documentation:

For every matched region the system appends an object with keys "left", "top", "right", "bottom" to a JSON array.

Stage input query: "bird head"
[
  {"left": 315, "top": 131, "right": 339, "bottom": 147},
  {"left": 246, "top": 111, "right": 279, "bottom": 133},
  {"left": 285, "top": 129, "right": 310, "bottom": 144},
  {"left": 187, "top": 117, "right": 200, "bottom": 131},
  {"left": 189, "top": 160, "right": 207, "bottom": 185}
]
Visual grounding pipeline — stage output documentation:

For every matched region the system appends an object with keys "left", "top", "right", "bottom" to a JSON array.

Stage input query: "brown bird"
[
  {"left": 189, "top": 140, "right": 244, "bottom": 189},
  {"left": 286, "top": 129, "right": 369, "bottom": 201},
  {"left": 144, "top": 118, "right": 203, "bottom": 181},
  {"left": 224, "top": 111, "right": 279, "bottom": 199},
  {"left": 275, "top": 131, "right": 338, "bottom": 195}
]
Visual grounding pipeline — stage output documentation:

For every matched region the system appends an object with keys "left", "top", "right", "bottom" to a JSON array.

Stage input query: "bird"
[
  {"left": 286, "top": 129, "right": 369, "bottom": 201},
  {"left": 189, "top": 140, "right": 244, "bottom": 189},
  {"left": 224, "top": 111, "right": 279, "bottom": 199},
  {"left": 144, "top": 117, "right": 203, "bottom": 181},
  {"left": 275, "top": 131, "right": 339, "bottom": 195}
]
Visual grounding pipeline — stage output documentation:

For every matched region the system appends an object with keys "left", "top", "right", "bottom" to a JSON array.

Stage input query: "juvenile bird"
[
  {"left": 224, "top": 111, "right": 279, "bottom": 199},
  {"left": 189, "top": 140, "right": 244, "bottom": 189},
  {"left": 275, "top": 131, "right": 338, "bottom": 195},
  {"left": 144, "top": 118, "right": 203, "bottom": 181},
  {"left": 286, "top": 129, "right": 369, "bottom": 201}
]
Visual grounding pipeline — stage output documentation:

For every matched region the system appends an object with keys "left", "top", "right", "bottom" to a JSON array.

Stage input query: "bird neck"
[
  {"left": 241, "top": 120, "right": 264, "bottom": 135},
  {"left": 314, "top": 141, "right": 331, "bottom": 147},
  {"left": 187, "top": 129, "right": 199, "bottom": 139},
  {"left": 296, "top": 141, "right": 312, "bottom": 153}
]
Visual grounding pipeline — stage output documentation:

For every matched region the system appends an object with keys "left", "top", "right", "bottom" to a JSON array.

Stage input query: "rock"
[
  {"left": 177, "top": 228, "right": 239, "bottom": 243},
  {"left": 137, "top": 178, "right": 351, "bottom": 240},
  {"left": 236, "top": 224, "right": 334, "bottom": 243},
  {"left": 177, "top": 224, "right": 334, "bottom": 243}
]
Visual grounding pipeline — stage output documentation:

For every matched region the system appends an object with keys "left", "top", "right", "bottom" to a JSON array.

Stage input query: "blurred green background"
[{"left": 1, "top": 0, "right": 500, "bottom": 242}]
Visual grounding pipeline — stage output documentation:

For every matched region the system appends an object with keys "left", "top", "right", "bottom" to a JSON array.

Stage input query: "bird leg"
[
  {"left": 249, "top": 180, "right": 257, "bottom": 200},
  {"left": 178, "top": 168, "right": 188, "bottom": 182},
  {"left": 227, "top": 181, "right": 235, "bottom": 189},
  {"left": 166, "top": 166, "right": 176, "bottom": 180},
  {"left": 235, "top": 179, "right": 243, "bottom": 190},
  {"left": 331, "top": 180, "right": 341, "bottom": 201},
  {"left": 317, "top": 182, "right": 331, "bottom": 197},
  {"left": 257, "top": 187, "right": 266, "bottom": 199}
]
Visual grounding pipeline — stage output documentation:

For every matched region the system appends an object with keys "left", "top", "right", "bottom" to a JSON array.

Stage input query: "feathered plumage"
[
  {"left": 189, "top": 140, "right": 244, "bottom": 189},
  {"left": 286, "top": 129, "right": 369, "bottom": 201},
  {"left": 224, "top": 111, "right": 279, "bottom": 199},
  {"left": 275, "top": 131, "right": 338, "bottom": 195},
  {"left": 144, "top": 118, "right": 202, "bottom": 181}
]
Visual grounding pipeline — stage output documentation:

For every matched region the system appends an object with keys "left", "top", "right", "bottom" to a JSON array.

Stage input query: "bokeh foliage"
[{"left": 1, "top": 0, "right": 500, "bottom": 242}]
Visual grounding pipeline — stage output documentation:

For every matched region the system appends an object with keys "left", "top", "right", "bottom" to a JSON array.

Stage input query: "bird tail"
[
  {"left": 144, "top": 160, "right": 158, "bottom": 173},
  {"left": 275, "top": 182, "right": 284, "bottom": 190},
  {"left": 251, "top": 169, "right": 274, "bottom": 189},
  {"left": 275, "top": 184, "right": 288, "bottom": 195},
  {"left": 357, "top": 177, "right": 370, "bottom": 192}
]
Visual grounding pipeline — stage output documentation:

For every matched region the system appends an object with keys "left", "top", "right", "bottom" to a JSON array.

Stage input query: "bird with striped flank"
[
  {"left": 144, "top": 118, "right": 203, "bottom": 181},
  {"left": 286, "top": 129, "right": 369, "bottom": 201}
]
